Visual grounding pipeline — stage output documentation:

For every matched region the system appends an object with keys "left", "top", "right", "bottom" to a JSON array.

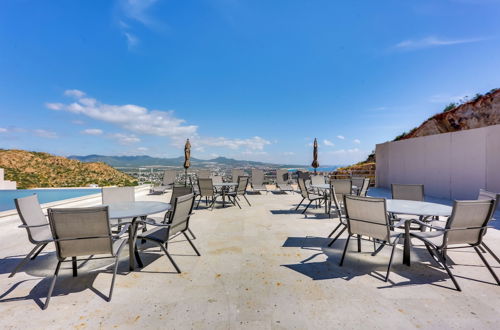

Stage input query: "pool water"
[{"left": 0, "top": 189, "right": 101, "bottom": 212}]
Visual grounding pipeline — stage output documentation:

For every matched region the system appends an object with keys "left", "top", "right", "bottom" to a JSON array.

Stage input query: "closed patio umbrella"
[
  {"left": 311, "top": 138, "right": 319, "bottom": 174},
  {"left": 184, "top": 139, "right": 191, "bottom": 186}
]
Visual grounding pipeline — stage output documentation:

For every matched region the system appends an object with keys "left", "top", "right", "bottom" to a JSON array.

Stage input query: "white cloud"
[
  {"left": 353, "top": 139, "right": 361, "bottom": 144},
  {"left": 429, "top": 93, "right": 470, "bottom": 104},
  {"left": 82, "top": 128, "right": 103, "bottom": 135},
  {"left": 45, "top": 102, "right": 64, "bottom": 110},
  {"left": 395, "top": 36, "right": 485, "bottom": 50},
  {"left": 0, "top": 128, "right": 7, "bottom": 133},
  {"left": 196, "top": 136, "right": 271, "bottom": 151},
  {"left": 64, "top": 89, "right": 86, "bottom": 98},
  {"left": 124, "top": 32, "right": 139, "bottom": 49},
  {"left": 119, "top": 0, "right": 160, "bottom": 27},
  {"left": 137, "top": 146, "right": 148, "bottom": 152},
  {"left": 323, "top": 139, "right": 335, "bottom": 146},
  {"left": 71, "top": 120, "right": 85, "bottom": 125},
  {"left": 328, "top": 148, "right": 361, "bottom": 155},
  {"left": 109, "top": 133, "right": 141, "bottom": 145},
  {"left": 337, "top": 135, "right": 345, "bottom": 140},
  {"left": 47, "top": 90, "right": 197, "bottom": 140},
  {"left": 34, "top": 129, "right": 58, "bottom": 139}
]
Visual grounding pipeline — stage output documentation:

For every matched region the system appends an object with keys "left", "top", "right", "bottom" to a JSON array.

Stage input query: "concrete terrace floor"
[{"left": 0, "top": 189, "right": 499, "bottom": 329}]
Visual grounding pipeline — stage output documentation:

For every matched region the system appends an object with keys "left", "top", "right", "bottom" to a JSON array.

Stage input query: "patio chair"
[
  {"left": 232, "top": 169, "right": 245, "bottom": 182},
  {"left": 44, "top": 206, "right": 128, "bottom": 309},
  {"left": 311, "top": 175, "right": 325, "bottom": 185},
  {"left": 391, "top": 184, "right": 424, "bottom": 201},
  {"left": 197, "top": 170, "right": 210, "bottom": 179},
  {"left": 150, "top": 170, "right": 176, "bottom": 194},
  {"left": 196, "top": 178, "right": 221, "bottom": 210},
  {"left": 160, "top": 186, "right": 197, "bottom": 239},
  {"left": 227, "top": 176, "right": 251, "bottom": 208},
  {"left": 251, "top": 169, "right": 267, "bottom": 193},
  {"left": 326, "top": 185, "right": 348, "bottom": 247},
  {"left": 339, "top": 195, "right": 402, "bottom": 282},
  {"left": 358, "top": 178, "right": 371, "bottom": 197},
  {"left": 410, "top": 199, "right": 499, "bottom": 291},
  {"left": 351, "top": 176, "right": 365, "bottom": 194},
  {"left": 295, "top": 178, "right": 323, "bottom": 214},
  {"left": 136, "top": 194, "right": 200, "bottom": 273},
  {"left": 189, "top": 175, "right": 201, "bottom": 197},
  {"left": 276, "top": 169, "right": 293, "bottom": 192},
  {"left": 102, "top": 186, "right": 135, "bottom": 204},
  {"left": 9, "top": 194, "right": 54, "bottom": 278}
]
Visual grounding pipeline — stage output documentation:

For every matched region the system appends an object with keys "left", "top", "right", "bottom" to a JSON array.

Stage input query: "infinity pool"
[{"left": 0, "top": 189, "right": 101, "bottom": 212}]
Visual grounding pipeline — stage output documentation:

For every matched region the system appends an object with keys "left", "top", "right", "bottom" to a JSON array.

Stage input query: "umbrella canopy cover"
[
  {"left": 184, "top": 139, "right": 191, "bottom": 169},
  {"left": 311, "top": 138, "right": 319, "bottom": 170}
]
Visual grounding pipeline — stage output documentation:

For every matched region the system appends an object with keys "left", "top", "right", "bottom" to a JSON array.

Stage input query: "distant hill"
[
  {"left": 0, "top": 149, "right": 137, "bottom": 189},
  {"left": 69, "top": 154, "right": 304, "bottom": 168}
]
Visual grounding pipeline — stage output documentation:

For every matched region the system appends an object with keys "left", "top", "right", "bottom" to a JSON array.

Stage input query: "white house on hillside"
[{"left": 0, "top": 168, "right": 16, "bottom": 189}]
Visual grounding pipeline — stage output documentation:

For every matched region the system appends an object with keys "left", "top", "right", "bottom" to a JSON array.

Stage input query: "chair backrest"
[
  {"left": 351, "top": 176, "right": 365, "bottom": 190},
  {"left": 251, "top": 169, "right": 265, "bottom": 186},
  {"left": 211, "top": 175, "right": 223, "bottom": 185},
  {"left": 297, "top": 178, "right": 310, "bottom": 199},
  {"left": 391, "top": 184, "right": 424, "bottom": 201},
  {"left": 102, "top": 187, "right": 135, "bottom": 204},
  {"left": 444, "top": 199, "right": 496, "bottom": 246},
  {"left": 48, "top": 206, "right": 113, "bottom": 260},
  {"left": 236, "top": 176, "right": 249, "bottom": 195},
  {"left": 14, "top": 194, "right": 50, "bottom": 244},
  {"left": 359, "top": 178, "right": 371, "bottom": 197},
  {"left": 197, "top": 170, "right": 210, "bottom": 179},
  {"left": 276, "top": 170, "right": 289, "bottom": 185},
  {"left": 328, "top": 185, "right": 343, "bottom": 216},
  {"left": 331, "top": 179, "right": 352, "bottom": 202},
  {"left": 162, "top": 170, "right": 177, "bottom": 186},
  {"left": 311, "top": 175, "right": 325, "bottom": 185},
  {"left": 198, "top": 178, "right": 215, "bottom": 196},
  {"left": 478, "top": 189, "right": 500, "bottom": 211},
  {"left": 344, "top": 195, "right": 391, "bottom": 241},
  {"left": 167, "top": 193, "right": 195, "bottom": 237},
  {"left": 189, "top": 176, "right": 200, "bottom": 194},
  {"left": 297, "top": 171, "right": 310, "bottom": 180},
  {"left": 232, "top": 169, "right": 245, "bottom": 181},
  {"left": 170, "top": 186, "right": 193, "bottom": 204}
]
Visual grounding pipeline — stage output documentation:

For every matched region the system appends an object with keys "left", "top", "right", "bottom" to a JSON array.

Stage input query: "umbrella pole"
[{"left": 185, "top": 168, "right": 188, "bottom": 187}]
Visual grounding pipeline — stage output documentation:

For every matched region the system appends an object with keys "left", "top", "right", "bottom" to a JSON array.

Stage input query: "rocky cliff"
[
  {"left": 399, "top": 88, "right": 500, "bottom": 140},
  {"left": 0, "top": 149, "right": 137, "bottom": 189}
]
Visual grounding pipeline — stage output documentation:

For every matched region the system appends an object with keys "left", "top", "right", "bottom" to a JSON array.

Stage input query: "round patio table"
[
  {"left": 386, "top": 199, "right": 452, "bottom": 266},
  {"left": 213, "top": 183, "right": 238, "bottom": 208},
  {"left": 106, "top": 201, "right": 171, "bottom": 270}
]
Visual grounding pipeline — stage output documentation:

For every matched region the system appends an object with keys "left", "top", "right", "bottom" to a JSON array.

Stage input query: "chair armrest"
[
  {"left": 411, "top": 218, "right": 445, "bottom": 231},
  {"left": 144, "top": 222, "right": 171, "bottom": 227},
  {"left": 18, "top": 223, "right": 49, "bottom": 229}
]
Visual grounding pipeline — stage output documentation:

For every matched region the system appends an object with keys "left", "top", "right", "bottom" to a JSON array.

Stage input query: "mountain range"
[{"left": 69, "top": 154, "right": 307, "bottom": 168}]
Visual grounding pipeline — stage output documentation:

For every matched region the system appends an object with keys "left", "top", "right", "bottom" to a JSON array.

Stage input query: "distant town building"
[{"left": 0, "top": 168, "right": 17, "bottom": 189}]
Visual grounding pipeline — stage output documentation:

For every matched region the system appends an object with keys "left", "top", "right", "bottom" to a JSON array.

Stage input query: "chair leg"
[
  {"left": 234, "top": 197, "right": 242, "bottom": 209},
  {"left": 385, "top": 237, "right": 399, "bottom": 282},
  {"left": 196, "top": 196, "right": 202, "bottom": 209},
  {"left": 183, "top": 232, "right": 201, "bottom": 256},
  {"left": 433, "top": 246, "right": 461, "bottom": 291},
  {"left": 327, "top": 223, "right": 342, "bottom": 238},
  {"left": 158, "top": 243, "right": 181, "bottom": 273},
  {"left": 302, "top": 200, "right": 313, "bottom": 214},
  {"left": 481, "top": 242, "right": 500, "bottom": 264},
  {"left": 108, "top": 256, "right": 120, "bottom": 302},
  {"left": 188, "top": 228, "right": 196, "bottom": 240},
  {"left": 31, "top": 243, "right": 48, "bottom": 260},
  {"left": 372, "top": 241, "right": 387, "bottom": 256},
  {"left": 243, "top": 195, "right": 251, "bottom": 206},
  {"left": 295, "top": 197, "right": 305, "bottom": 210},
  {"left": 339, "top": 235, "right": 351, "bottom": 266},
  {"left": 43, "top": 260, "right": 62, "bottom": 310},
  {"left": 474, "top": 246, "right": 500, "bottom": 285},
  {"left": 357, "top": 235, "right": 362, "bottom": 252},
  {"left": 328, "top": 226, "right": 346, "bottom": 247},
  {"left": 134, "top": 244, "right": 144, "bottom": 268},
  {"left": 9, "top": 243, "right": 44, "bottom": 278},
  {"left": 72, "top": 257, "right": 78, "bottom": 277}
]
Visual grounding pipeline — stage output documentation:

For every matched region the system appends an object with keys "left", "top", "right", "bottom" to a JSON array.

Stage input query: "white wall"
[
  {"left": 0, "top": 168, "right": 17, "bottom": 190},
  {"left": 376, "top": 124, "right": 500, "bottom": 199}
]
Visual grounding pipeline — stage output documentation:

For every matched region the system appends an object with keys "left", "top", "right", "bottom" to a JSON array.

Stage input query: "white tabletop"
[
  {"left": 311, "top": 184, "right": 358, "bottom": 190},
  {"left": 106, "top": 201, "right": 171, "bottom": 219},
  {"left": 386, "top": 199, "right": 452, "bottom": 217},
  {"left": 213, "top": 183, "right": 238, "bottom": 187}
]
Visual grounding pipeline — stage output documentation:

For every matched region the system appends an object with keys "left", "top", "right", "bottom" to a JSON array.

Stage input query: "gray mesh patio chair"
[
  {"left": 340, "top": 195, "right": 402, "bottom": 282},
  {"left": 251, "top": 169, "right": 267, "bottom": 193},
  {"left": 329, "top": 179, "right": 352, "bottom": 207},
  {"left": 311, "top": 175, "right": 325, "bottom": 185},
  {"left": 351, "top": 176, "right": 365, "bottom": 194},
  {"left": 391, "top": 184, "right": 424, "bottom": 201},
  {"left": 189, "top": 176, "right": 201, "bottom": 196},
  {"left": 9, "top": 194, "right": 54, "bottom": 278},
  {"left": 198, "top": 170, "right": 210, "bottom": 179},
  {"left": 358, "top": 178, "right": 371, "bottom": 197},
  {"left": 102, "top": 187, "right": 135, "bottom": 229},
  {"left": 227, "top": 176, "right": 251, "bottom": 208},
  {"left": 410, "top": 199, "right": 498, "bottom": 291},
  {"left": 136, "top": 194, "right": 199, "bottom": 273},
  {"left": 232, "top": 169, "right": 245, "bottom": 182},
  {"left": 196, "top": 178, "right": 221, "bottom": 210},
  {"left": 150, "top": 170, "right": 176, "bottom": 194},
  {"left": 163, "top": 186, "right": 196, "bottom": 239},
  {"left": 44, "top": 206, "right": 128, "bottom": 309},
  {"left": 295, "top": 178, "right": 323, "bottom": 214},
  {"left": 276, "top": 169, "right": 293, "bottom": 192},
  {"left": 326, "top": 185, "right": 348, "bottom": 247}
]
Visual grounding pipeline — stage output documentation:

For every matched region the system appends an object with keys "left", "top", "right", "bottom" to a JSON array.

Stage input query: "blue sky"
[{"left": 1, "top": 0, "right": 500, "bottom": 165}]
